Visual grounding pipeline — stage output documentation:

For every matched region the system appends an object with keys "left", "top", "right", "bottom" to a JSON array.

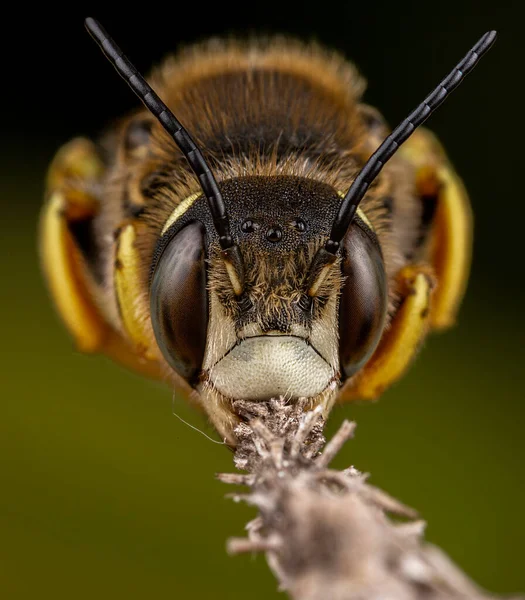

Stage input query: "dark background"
[{"left": 2, "top": 2, "right": 523, "bottom": 598}]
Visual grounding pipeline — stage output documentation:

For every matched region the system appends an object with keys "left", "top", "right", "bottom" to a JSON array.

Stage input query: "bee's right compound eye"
[
  {"left": 338, "top": 223, "right": 388, "bottom": 380},
  {"left": 150, "top": 222, "right": 208, "bottom": 384}
]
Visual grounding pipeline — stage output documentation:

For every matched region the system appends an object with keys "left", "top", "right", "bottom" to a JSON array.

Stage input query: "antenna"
[
  {"left": 325, "top": 30, "right": 497, "bottom": 254},
  {"left": 84, "top": 17, "right": 235, "bottom": 252}
]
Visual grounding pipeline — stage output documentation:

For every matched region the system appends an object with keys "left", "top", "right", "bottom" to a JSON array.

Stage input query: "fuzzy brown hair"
[{"left": 96, "top": 35, "right": 420, "bottom": 347}]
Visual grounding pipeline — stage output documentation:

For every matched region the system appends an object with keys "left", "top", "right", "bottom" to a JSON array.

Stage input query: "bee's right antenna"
[
  {"left": 84, "top": 17, "right": 245, "bottom": 296},
  {"left": 324, "top": 30, "right": 497, "bottom": 255}
]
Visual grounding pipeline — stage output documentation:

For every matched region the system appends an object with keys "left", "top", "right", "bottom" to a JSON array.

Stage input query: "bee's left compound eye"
[
  {"left": 338, "top": 223, "right": 388, "bottom": 380},
  {"left": 150, "top": 222, "right": 208, "bottom": 384}
]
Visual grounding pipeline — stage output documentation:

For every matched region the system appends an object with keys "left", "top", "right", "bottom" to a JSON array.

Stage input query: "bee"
[{"left": 40, "top": 18, "right": 496, "bottom": 445}]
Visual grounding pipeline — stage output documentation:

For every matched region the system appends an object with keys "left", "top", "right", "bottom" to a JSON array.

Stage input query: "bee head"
[
  {"left": 85, "top": 18, "right": 496, "bottom": 443},
  {"left": 149, "top": 176, "right": 388, "bottom": 442}
]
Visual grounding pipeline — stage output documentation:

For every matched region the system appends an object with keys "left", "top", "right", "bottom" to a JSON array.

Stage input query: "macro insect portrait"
[
  {"left": 41, "top": 19, "right": 493, "bottom": 444},
  {"left": 3, "top": 5, "right": 524, "bottom": 600}
]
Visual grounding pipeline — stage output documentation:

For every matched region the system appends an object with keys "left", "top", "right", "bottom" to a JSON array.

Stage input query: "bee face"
[
  {"left": 40, "top": 22, "right": 495, "bottom": 444},
  {"left": 148, "top": 175, "right": 388, "bottom": 439}
]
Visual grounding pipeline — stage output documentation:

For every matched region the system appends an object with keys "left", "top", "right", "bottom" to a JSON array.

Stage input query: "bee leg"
[
  {"left": 114, "top": 222, "right": 159, "bottom": 361},
  {"left": 340, "top": 265, "right": 435, "bottom": 401},
  {"left": 426, "top": 163, "right": 472, "bottom": 330},
  {"left": 41, "top": 138, "right": 165, "bottom": 380},
  {"left": 40, "top": 138, "right": 106, "bottom": 352},
  {"left": 399, "top": 128, "right": 473, "bottom": 330}
]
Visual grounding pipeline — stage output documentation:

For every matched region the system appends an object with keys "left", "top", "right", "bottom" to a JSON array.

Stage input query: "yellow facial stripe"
[
  {"left": 161, "top": 191, "right": 202, "bottom": 235},
  {"left": 39, "top": 192, "right": 106, "bottom": 352},
  {"left": 356, "top": 208, "right": 374, "bottom": 232},
  {"left": 115, "top": 224, "right": 157, "bottom": 361},
  {"left": 336, "top": 190, "right": 374, "bottom": 232}
]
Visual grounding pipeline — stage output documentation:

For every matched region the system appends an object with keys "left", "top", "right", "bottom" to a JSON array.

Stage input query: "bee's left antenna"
[
  {"left": 84, "top": 17, "right": 245, "bottom": 295},
  {"left": 324, "top": 30, "right": 497, "bottom": 255}
]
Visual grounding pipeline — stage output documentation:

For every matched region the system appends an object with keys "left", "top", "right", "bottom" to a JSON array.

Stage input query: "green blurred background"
[{"left": 2, "top": 3, "right": 523, "bottom": 598}]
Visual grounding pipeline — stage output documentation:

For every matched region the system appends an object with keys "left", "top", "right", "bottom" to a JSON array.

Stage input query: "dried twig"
[{"left": 218, "top": 398, "right": 522, "bottom": 600}]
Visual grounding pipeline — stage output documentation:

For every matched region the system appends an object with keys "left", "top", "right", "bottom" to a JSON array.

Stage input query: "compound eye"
[
  {"left": 338, "top": 223, "right": 388, "bottom": 380},
  {"left": 150, "top": 222, "right": 208, "bottom": 383}
]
